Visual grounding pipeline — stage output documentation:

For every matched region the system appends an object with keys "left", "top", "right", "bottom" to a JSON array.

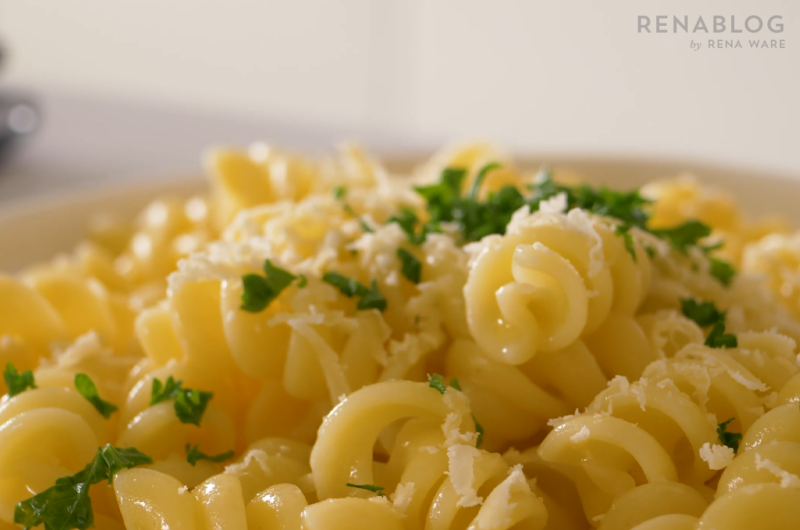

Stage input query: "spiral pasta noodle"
[{"left": 4, "top": 141, "right": 800, "bottom": 530}]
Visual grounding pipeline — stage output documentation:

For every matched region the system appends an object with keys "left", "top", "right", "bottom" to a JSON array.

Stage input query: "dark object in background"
[{"left": 0, "top": 40, "right": 40, "bottom": 167}]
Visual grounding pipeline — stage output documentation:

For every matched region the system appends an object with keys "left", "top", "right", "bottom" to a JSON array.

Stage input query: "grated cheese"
[
  {"left": 446, "top": 445, "right": 484, "bottom": 508},
  {"left": 755, "top": 453, "right": 800, "bottom": 488},
  {"left": 391, "top": 482, "right": 416, "bottom": 514},
  {"left": 224, "top": 449, "right": 271, "bottom": 476},
  {"left": 699, "top": 442, "right": 735, "bottom": 470},
  {"left": 570, "top": 425, "right": 591, "bottom": 443}
]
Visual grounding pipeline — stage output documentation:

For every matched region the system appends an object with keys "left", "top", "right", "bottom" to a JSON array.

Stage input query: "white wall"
[{"left": 1, "top": 0, "right": 798, "bottom": 173}]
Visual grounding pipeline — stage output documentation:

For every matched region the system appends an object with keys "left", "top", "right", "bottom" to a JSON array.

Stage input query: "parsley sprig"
[
  {"left": 427, "top": 374, "right": 484, "bottom": 447},
  {"left": 346, "top": 483, "right": 385, "bottom": 496},
  {"left": 415, "top": 164, "right": 528, "bottom": 243},
  {"left": 185, "top": 444, "right": 235, "bottom": 466},
  {"left": 3, "top": 363, "right": 36, "bottom": 397},
  {"left": 680, "top": 298, "right": 738, "bottom": 349},
  {"left": 322, "top": 272, "right": 387, "bottom": 311},
  {"left": 333, "top": 186, "right": 373, "bottom": 233},
  {"left": 397, "top": 248, "right": 422, "bottom": 284},
  {"left": 150, "top": 376, "right": 213, "bottom": 426},
  {"left": 387, "top": 207, "right": 438, "bottom": 245},
  {"left": 74, "top": 373, "right": 117, "bottom": 419},
  {"left": 705, "top": 322, "right": 738, "bottom": 349},
  {"left": 14, "top": 444, "right": 152, "bottom": 530},
  {"left": 240, "top": 259, "right": 299, "bottom": 313},
  {"left": 413, "top": 165, "right": 737, "bottom": 285},
  {"left": 680, "top": 299, "right": 725, "bottom": 328},
  {"left": 717, "top": 418, "right": 742, "bottom": 453}
]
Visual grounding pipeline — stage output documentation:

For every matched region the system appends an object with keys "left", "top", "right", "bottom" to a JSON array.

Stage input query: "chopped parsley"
[
  {"left": 615, "top": 225, "right": 637, "bottom": 262},
  {"left": 412, "top": 165, "right": 737, "bottom": 285},
  {"left": 650, "top": 220, "right": 712, "bottom": 254},
  {"left": 427, "top": 374, "right": 483, "bottom": 447},
  {"left": 333, "top": 186, "right": 373, "bottom": 232},
  {"left": 388, "top": 207, "right": 438, "bottom": 245},
  {"left": 681, "top": 298, "right": 737, "bottom": 348},
  {"left": 3, "top": 363, "right": 36, "bottom": 397},
  {"left": 681, "top": 299, "right": 725, "bottom": 328},
  {"left": 346, "top": 483, "right": 384, "bottom": 496},
  {"left": 296, "top": 274, "right": 308, "bottom": 288},
  {"left": 150, "top": 375, "right": 182, "bottom": 405},
  {"left": 528, "top": 168, "right": 651, "bottom": 230},
  {"left": 474, "top": 417, "right": 485, "bottom": 447},
  {"left": 709, "top": 257, "right": 736, "bottom": 286},
  {"left": 240, "top": 259, "right": 298, "bottom": 313},
  {"left": 322, "top": 272, "right": 387, "bottom": 311},
  {"left": 185, "top": 444, "right": 235, "bottom": 466},
  {"left": 150, "top": 377, "right": 213, "bottom": 426},
  {"left": 705, "top": 322, "right": 738, "bottom": 349},
  {"left": 716, "top": 418, "right": 742, "bottom": 453},
  {"left": 428, "top": 373, "right": 448, "bottom": 394},
  {"left": 74, "top": 373, "right": 118, "bottom": 419},
  {"left": 468, "top": 162, "right": 503, "bottom": 199},
  {"left": 397, "top": 248, "right": 422, "bottom": 284},
  {"left": 14, "top": 444, "right": 152, "bottom": 530},
  {"left": 415, "top": 164, "right": 527, "bottom": 243}
]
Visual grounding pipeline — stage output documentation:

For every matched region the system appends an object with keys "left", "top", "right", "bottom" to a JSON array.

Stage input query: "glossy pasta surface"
[{"left": 2, "top": 142, "right": 800, "bottom": 530}]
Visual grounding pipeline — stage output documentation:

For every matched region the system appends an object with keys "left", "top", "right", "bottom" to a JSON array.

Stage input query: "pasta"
[{"left": 3, "top": 141, "right": 800, "bottom": 529}]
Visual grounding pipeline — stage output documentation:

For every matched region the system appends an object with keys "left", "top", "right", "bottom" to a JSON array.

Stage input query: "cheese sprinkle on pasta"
[{"left": 4, "top": 142, "right": 800, "bottom": 530}]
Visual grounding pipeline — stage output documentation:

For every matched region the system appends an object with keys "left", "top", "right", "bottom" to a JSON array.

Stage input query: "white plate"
[{"left": 1, "top": 156, "right": 798, "bottom": 273}]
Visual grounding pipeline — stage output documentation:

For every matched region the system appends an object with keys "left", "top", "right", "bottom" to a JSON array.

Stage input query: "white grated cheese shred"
[
  {"left": 446, "top": 445, "right": 484, "bottom": 508},
  {"left": 570, "top": 425, "right": 591, "bottom": 443},
  {"left": 224, "top": 449, "right": 271, "bottom": 476},
  {"left": 755, "top": 453, "right": 800, "bottom": 488},
  {"left": 699, "top": 442, "right": 735, "bottom": 470},
  {"left": 469, "top": 464, "right": 532, "bottom": 529}
]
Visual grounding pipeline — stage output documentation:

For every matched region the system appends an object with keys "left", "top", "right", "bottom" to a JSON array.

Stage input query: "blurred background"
[{"left": 0, "top": 0, "right": 797, "bottom": 204}]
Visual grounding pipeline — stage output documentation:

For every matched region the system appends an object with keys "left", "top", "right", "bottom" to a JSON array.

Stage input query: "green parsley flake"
[
  {"left": 428, "top": 373, "right": 447, "bottom": 394},
  {"left": 3, "top": 363, "right": 36, "bottom": 397},
  {"left": 615, "top": 225, "right": 637, "bottom": 262},
  {"left": 681, "top": 299, "right": 725, "bottom": 328},
  {"left": 705, "top": 322, "right": 738, "bottom": 349},
  {"left": 358, "top": 280, "right": 388, "bottom": 311},
  {"left": 185, "top": 444, "right": 235, "bottom": 466},
  {"left": 650, "top": 220, "right": 712, "bottom": 254},
  {"left": 74, "top": 373, "right": 118, "bottom": 419},
  {"left": 297, "top": 274, "right": 308, "bottom": 288},
  {"left": 468, "top": 162, "right": 503, "bottom": 199},
  {"left": 388, "top": 207, "right": 438, "bottom": 245},
  {"left": 150, "top": 375, "right": 183, "bottom": 406},
  {"left": 150, "top": 377, "right": 214, "bottom": 426},
  {"left": 426, "top": 374, "right": 484, "bottom": 446},
  {"left": 333, "top": 186, "right": 373, "bottom": 232},
  {"left": 174, "top": 389, "right": 214, "bottom": 426},
  {"left": 528, "top": 169, "right": 651, "bottom": 230},
  {"left": 14, "top": 444, "right": 152, "bottom": 530},
  {"left": 346, "top": 483, "right": 384, "bottom": 496},
  {"left": 415, "top": 166, "right": 526, "bottom": 243},
  {"left": 240, "top": 259, "right": 297, "bottom": 313},
  {"left": 397, "top": 248, "right": 422, "bottom": 284},
  {"left": 322, "top": 272, "right": 387, "bottom": 311},
  {"left": 709, "top": 257, "right": 736, "bottom": 286},
  {"left": 388, "top": 207, "right": 417, "bottom": 237},
  {"left": 474, "top": 416, "right": 485, "bottom": 447},
  {"left": 716, "top": 418, "right": 742, "bottom": 453}
]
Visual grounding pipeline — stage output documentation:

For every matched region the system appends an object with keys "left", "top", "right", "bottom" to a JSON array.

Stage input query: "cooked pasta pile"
[{"left": 3, "top": 142, "right": 800, "bottom": 530}]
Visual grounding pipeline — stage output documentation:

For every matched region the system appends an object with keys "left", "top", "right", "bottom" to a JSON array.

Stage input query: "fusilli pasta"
[{"left": 3, "top": 142, "right": 800, "bottom": 529}]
